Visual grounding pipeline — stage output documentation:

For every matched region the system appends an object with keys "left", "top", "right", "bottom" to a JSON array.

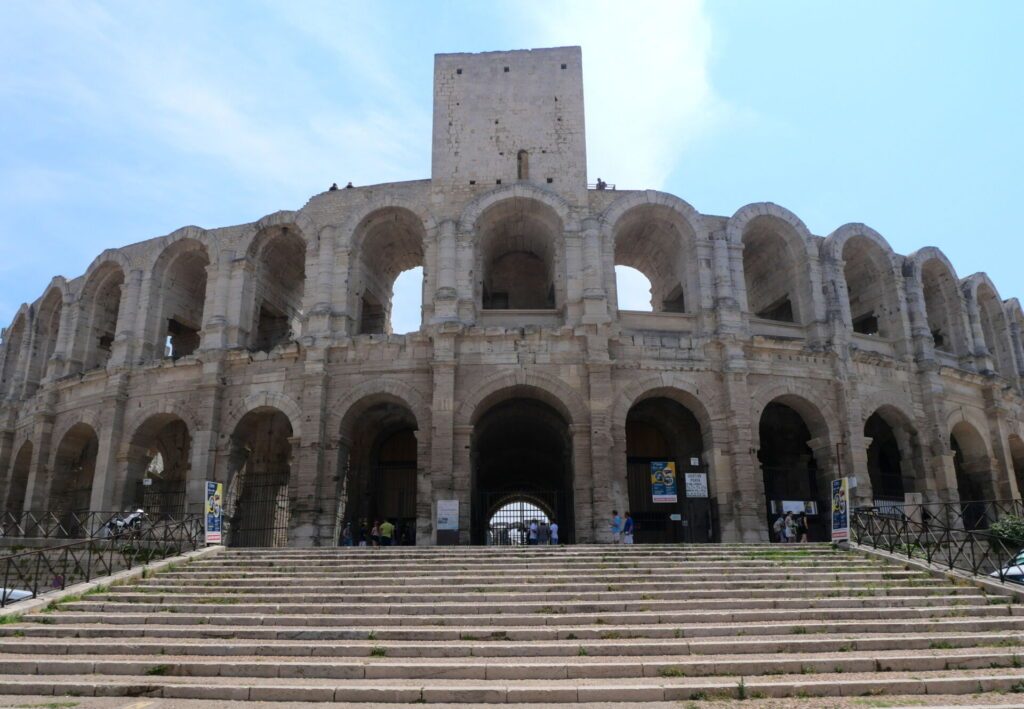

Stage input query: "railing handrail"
[{"left": 1, "top": 509, "right": 201, "bottom": 540}]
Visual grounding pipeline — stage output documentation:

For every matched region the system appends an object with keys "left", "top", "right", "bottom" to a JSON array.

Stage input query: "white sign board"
[
  {"left": 684, "top": 472, "right": 708, "bottom": 498},
  {"left": 436, "top": 499, "right": 459, "bottom": 531}
]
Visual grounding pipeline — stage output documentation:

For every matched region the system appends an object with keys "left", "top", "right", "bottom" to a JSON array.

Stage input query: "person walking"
[
  {"left": 549, "top": 519, "right": 559, "bottom": 545},
  {"left": 796, "top": 513, "right": 810, "bottom": 543},
  {"left": 370, "top": 520, "right": 381, "bottom": 547},
  {"left": 782, "top": 513, "right": 795, "bottom": 543},
  {"left": 623, "top": 511, "right": 635, "bottom": 544},
  {"left": 379, "top": 518, "right": 395, "bottom": 547},
  {"left": 610, "top": 510, "right": 623, "bottom": 543},
  {"left": 772, "top": 514, "right": 786, "bottom": 543},
  {"left": 538, "top": 520, "right": 550, "bottom": 545},
  {"left": 340, "top": 522, "right": 353, "bottom": 547},
  {"left": 528, "top": 519, "right": 539, "bottom": 545}
]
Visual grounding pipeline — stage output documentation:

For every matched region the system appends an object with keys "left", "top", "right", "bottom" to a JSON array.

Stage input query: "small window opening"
[
  {"left": 494, "top": 119, "right": 499, "bottom": 125},
  {"left": 852, "top": 312, "right": 880, "bottom": 336},
  {"left": 662, "top": 286, "right": 686, "bottom": 313},
  {"left": 495, "top": 179, "right": 501, "bottom": 185},
  {"left": 503, "top": 66, "right": 509, "bottom": 73},
  {"left": 359, "top": 295, "right": 386, "bottom": 335},
  {"left": 755, "top": 296, "right": 795, "bottom": 323},
  {"left": 253, "top": 303, "right": 290, "bottom": 351},
  {"left": 469, "top": 180, "right": 476, "bottom": 185},
  {"left": 517, "top": 150, "right": 529, "bottom": 181},
  {"left": 546, "top": 177, "right": 553, "bottom": 184},
  {"left": 456, "top": 68, "right": 462, "bottom": 75},
  {"left": 165, "top": 318, "right": 200, "bottom": 360},
  {"left": 560, "top": 63, "right": 567, "bottom": 69},
  {"left": 932, "top": 329, "right": 945, "bottom": 349},
  {"left": 98, "top": 333, "right": 114, "bottom": 354}
]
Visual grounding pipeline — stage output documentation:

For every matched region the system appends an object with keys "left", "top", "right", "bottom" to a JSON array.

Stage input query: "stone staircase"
[{"left": 1, "top": 543, "right": 1023, "bottom": 706}]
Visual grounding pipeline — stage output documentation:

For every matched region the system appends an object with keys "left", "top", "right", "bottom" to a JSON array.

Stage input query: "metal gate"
[
  {"left": 626, "top": 461, "right": 716, "bottom": 543},
  {"left": 133, "top": 478, "right": 187, "bottom": 520},
  {"left": 479, "top": 491, "right": 558, "bottom": 546},
  {"left": 224, "top": 470, "right": 290, "bottom": 547}
]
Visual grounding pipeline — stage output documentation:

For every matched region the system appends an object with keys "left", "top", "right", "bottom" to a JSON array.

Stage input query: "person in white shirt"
[{"left": 549, "top": 520, "right": 559, "bottom": 545}]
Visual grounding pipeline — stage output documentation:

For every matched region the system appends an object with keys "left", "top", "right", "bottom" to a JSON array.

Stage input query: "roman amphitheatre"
[{"left": 1, "top": 45, "right": 1022, "bottom": 547}]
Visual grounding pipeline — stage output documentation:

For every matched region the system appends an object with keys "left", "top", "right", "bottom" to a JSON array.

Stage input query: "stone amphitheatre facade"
[{"left": 1, "top": 46, "right": 1022, "bottom": 546}]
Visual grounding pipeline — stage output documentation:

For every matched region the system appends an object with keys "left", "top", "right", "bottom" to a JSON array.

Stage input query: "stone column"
[
  {"left": 455, "top": 231, "right": 476, "bottom": 324},
  {"left": 452, "top": 424, "right": 472, "bottom": 545},
  {"left": 110, "top": 269, "right": 143, "bottom": 367},
  {"left": 0, "top": 423, "right": 13, "bottom": 512},
  {"left": 433, "top": 221, "right": 459, "bottom": 323},
  {"left": 200, "top": 253, "right": 232, "bottom": 351},
  {"left": 564, "top": 230, "right": 583, "bottom": 324},
  {"left": 225, "top": 259, "right": 255, "bottom": 348},
  {"left": 581, "top": 220, "right": 609, "bottom": 325},
  {"left": 307, "top": 227, "right": 335, "bottom": 342},
  {"left": 429, "top": 351, "right": 456, "bottom": 545},
  {"left": 46, "top": 295, "right": 76, "bottom": 382},
  {"left": 586, "top": 361, "right": 613, "bottom": 542},
  {"left": 963, "top": 286, "right": 993, "bottom": 373},
  {"left": 89, "top": 374, "right": 129, "bottom": 511},
  {"left": 25, "top": 410, "right": 56, "bottom": 510}
]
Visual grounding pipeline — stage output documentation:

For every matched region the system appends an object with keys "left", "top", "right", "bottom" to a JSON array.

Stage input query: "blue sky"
[{"left": 1, "top": 1, "right": 1021, "bottom": 333}]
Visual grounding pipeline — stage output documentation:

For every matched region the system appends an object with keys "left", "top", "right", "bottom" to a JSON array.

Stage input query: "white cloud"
[{"left": 518, "top": 0, "right": 728, "bottom": 190}]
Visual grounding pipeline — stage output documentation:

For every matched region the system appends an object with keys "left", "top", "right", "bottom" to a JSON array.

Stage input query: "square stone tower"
[{"left": 432, "top": 46, "right": 588, "bottom": 204}]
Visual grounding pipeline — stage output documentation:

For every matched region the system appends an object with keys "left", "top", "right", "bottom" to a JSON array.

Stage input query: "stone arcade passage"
[{"left": 1, "top": 45, "right": 1023, "bottom": 547}]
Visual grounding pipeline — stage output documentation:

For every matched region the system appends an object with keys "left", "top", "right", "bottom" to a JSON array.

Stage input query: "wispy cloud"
[{"left": 515, "top": 0, "right": 729, "bottom": 190}]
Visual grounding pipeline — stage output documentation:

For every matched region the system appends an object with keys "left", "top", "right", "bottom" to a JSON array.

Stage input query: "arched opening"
[
  {"left": 471, "top": 397, "right": 573, "bottom": 544},
  {"left": 0, "top": 315, "right": 26, "bottom": 397},
  {"left": 337, "top": 401, "right": 418, "bottom": 546},
  {"left": 78, "top": 263, "right": 125, "bottom": 372},
  {"left": 742, "top": 217, "right": 807, "bottom": 324},
  {"left": 249, "top": 227, "right": 305, "bottom": 352},
  {"left": 4, "top": 441, "right": 32, "bottom": 515},
  {"left": 151, "top": 239, "right": 209, "bottom": 360},
  {"left": 478, "top": 198, "right": 561, "bottom": 311},
  {"left": 26, "top": 289, "right": 62, "bottom": 394},
  {"left": 758, "top": 400, "right": 830, "bottom": 541},
  {"left": 389, "top": 267, "right": 423, "bottom": 334},
  {"left": 50, "top": 423, "right": 99, "bottom": 534},
  {"left": 920, "top": 258, "right": 968, "bottom": 357},
  {"left": 976, "top": 283, "right": 1015, "bottom": 378},
  {"left": 950, "top": 421, "right": 995, "bottom": 529},
  {"left": 842, "top": 236, "right": 902, "bottom": 339},
  {"left": 614, "top": 266, "right": 654, "bottom": 312},
  {"left": 352, "top": 208, "right": 425, "bottom": 335},
  {"left": 864, "top": 410, "right": 918, "bottom": 504},
  {"left": 1008, "top": 434, "right": 1024, "bottom": 500},
  {"left": 123, "top": 415, "right": 191, "bottom": 519},
  {"left": 487, "top": 496, "right": 551, "bottom": 546},
  {"left": 517, "top": 150, "right": 529, "bottom": 181},
  {"left": 612, "top": 204, "right": 696, "bottom": 314},
  {"left": 225, "top": 407, "right": 293, "bottom": 547},
  {"left": 625, "top": 396, "right": 715, "bottom": 543}
]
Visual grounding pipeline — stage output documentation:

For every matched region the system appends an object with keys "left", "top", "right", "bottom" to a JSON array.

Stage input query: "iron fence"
[
  {"left": 0, "top": 510, "right": 195, "bottom": 540},
  {"left": 1, "top": 514, "right": 204, "bottom": 607},
  {"left": 857, "top": 498, "right": 1024, "bottom": 532},
  {"left": 852, "top": 507, "right": 1021, "bottom": 584}
]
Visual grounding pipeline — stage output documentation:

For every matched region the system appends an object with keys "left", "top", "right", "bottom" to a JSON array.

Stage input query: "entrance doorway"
[
  {"left": 486, "top": 496, "right": 552, "bottom": 545},
  {"left": 625, "top": 397, "right": 715, "bottom": 543},
  {"left": 225, "top": 407, "right": 293, "bottom": 547},
  {"left": 471, "top": 398, "right": 573, "bottom": 544},
  {"left": 758, "top": 401, "right": 827, "bottom": 541}
]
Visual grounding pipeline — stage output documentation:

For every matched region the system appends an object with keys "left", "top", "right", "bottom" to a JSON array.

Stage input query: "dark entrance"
[
  {"left": 865, "top": 412, "right": 905, "bottom": 504},
  {"left": 338, "top": 401, "right": 419, "bottom": 546},
  {"left": 758, "top": 401, "right": 827, "bottom": 541},
  {"left": 225, "top": 407, "right": 293, "bottom": 547},
  {"left": 125, "top": 415, "right": 190, "bottom": 519},
  {"left": 50, "top": 423, "right": 99, "bottom": 536},
  {"left": 471, "top": 398, "right": 573, "bottom": 544},
  {"left": 486, "top": 496, "right": 552, "bottom": 545},
  {"left": 625, "top": 397, "right": 715, "bottom": 543}
]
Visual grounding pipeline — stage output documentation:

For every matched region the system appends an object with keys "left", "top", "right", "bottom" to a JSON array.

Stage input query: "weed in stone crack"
[
  {"left": 565, "top": 633, "right": 577, "bottom": 640},
  {"left": 32, "top": 617, "right": 55, "bottom": 625},
  {"left": 736, "top": 677, "right": 747, "bottom": 700},
  {"left": 367, "top": 630, "right": 377, "bottom": 640},
  {"left": 599, "top": 631, "right": 622, "bottom": 640},
  {"left": 791, "top": 626, "right": 807, "bottom": 634},
  {"left": 658, "top": 666, "right": 685, "bottom": 677},
  {"left": 145, "top": 664, "right": 170, "bottom": 676},
  {"left": 369, "top": 647, "right": 386, "bottom": 657},
  {"left": 929, "top": 640, "right": 954, "bottom": 649},
  {"left": 1011, "top": 680, "right": 1024, "bottom": 693},
  {"left": 688, "top": 691, "right": 707, "bottom": 700},
  {"left": 0, "top": 613, "right": 24, "bottom": 625},
  {"left": 577, "top": 646, "right": 588, "bottom": 656}
]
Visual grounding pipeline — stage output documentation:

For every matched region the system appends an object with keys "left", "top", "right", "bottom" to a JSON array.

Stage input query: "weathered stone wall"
[{"left": 1, "top": 47, "right": 1023, "bottom": 546}]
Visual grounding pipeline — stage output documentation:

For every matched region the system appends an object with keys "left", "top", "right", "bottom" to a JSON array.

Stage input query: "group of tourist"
[
  {"left": 525, "top": 518, "right": 559, "bottom": 545},
  {"left": 609, "top": 510, "right": 635, "bottom": 544},
  {"left": 340, "top": 519, "right": 414, "bottom": 547},
  {"left": 772, "top": 512, "right": 810, "bottom": 543}
]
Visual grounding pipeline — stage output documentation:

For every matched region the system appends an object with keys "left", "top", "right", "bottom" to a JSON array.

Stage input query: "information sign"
[
  {"left": 831, "top": 477, "right": 850, "bottom": 542},
  {"left": 650, "top": 461, "right": 678, "bottom": 503},
  {"left": 205, "top": 480, "right": 223, "bottom": 544}
]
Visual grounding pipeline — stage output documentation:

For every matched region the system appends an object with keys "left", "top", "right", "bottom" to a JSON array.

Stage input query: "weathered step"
[{"left": 0, "top": 668, "right": 1023, "bottom": 703}]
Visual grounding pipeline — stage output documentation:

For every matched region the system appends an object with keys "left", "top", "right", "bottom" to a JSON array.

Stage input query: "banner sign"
[
  {"left": 205, "top": 481, "right": 223, "bottom": 544},
  {"left": 436, "top": 499, "right": 459, "bottom": 531},
  {"left": 831, "top": 477, "right": 850, "bottom": 541},
  {"left": 684, "top": 472, "right": 708, "bottom": 498},
  {"left": 650, "top": 461, "right": 678, "bottom": 503}
]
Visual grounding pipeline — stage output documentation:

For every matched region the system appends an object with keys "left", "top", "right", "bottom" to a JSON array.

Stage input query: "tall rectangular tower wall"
[{"left": 432, "top": 46, "right": 588, "bottom": 204}]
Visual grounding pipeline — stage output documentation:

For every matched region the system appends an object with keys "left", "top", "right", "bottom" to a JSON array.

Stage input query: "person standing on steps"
[
  {"left": 610, "top": 510, "right": 623, "bottom": 543},
  {"left": 370, "top": 520, "right": 381, "bottom": 547},
  {"left": 623, "top": 511, "right": 634, "bottom": 544},
  {"left": 549, "top": 519, "right": 559, "bottom": 545},
  {"left": 528, "top": 519, "right": 539, "bottom": 545},
  {"left": 379, "top": 518, "right": 395, "bottom": 547},
  {"left": 796, "top": 513, "right": 810, "bottom": 543},
  {"left": 538, "top": 520, "right": 550, "bottom": 545},
  {"left": 772, "top": 514, "right": 786, "bottom": 543}
]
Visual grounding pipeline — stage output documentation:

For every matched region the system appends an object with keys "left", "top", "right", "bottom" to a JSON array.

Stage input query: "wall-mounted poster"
[
  {"left": 205, "top": 481, "right": 223, "bottom": 545},
  {"left": 684, "top": 472, "right": 708, "bottom": 498},
  {"left": 831, "top": 477, "right": 850, "bottom": 542},
  {"left": 650, "top": 461, "right": 678, "bottom": 503}
]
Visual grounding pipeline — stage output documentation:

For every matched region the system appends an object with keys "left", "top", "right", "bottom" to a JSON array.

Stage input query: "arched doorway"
[
  {"left": 4, "top": 441, "right": 32, "bottom": 515},
  {"left": 1008, "top": 434, "right": 1024, "bottom": 500},
  {"left": 225, "top": 407, "right": 293, "bottom": 547},
  {"left": 50, "top": 423, "right": 99, "bottom": 535},
  {"left": 471, "top": 398, "right": 573, "bottom": 544},
  {"left": 950, "top": 421, "right": 994, "bottom": 529},
  {"left": 487, "top": 496, "right": 552, "bottom": 546},
  {"left": 625, "top": 396, "right": 715, "bottom": 543},
  {"left": 337, "top": 401, "right": 419, "bottom": 546},
  {"left": 864, "top": 409, "right": 919, "bottom": 506},
  {"left": 758, "top": 400, "right": 829, "bottom": 541},
  {"left": 122, "top": 415, "right": 191, "bottom": 519}
]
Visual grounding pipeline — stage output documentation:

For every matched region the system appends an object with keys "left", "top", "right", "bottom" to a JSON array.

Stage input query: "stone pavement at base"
[{"left": 0, "top": 544, "right": 1023, "bottom": 706}]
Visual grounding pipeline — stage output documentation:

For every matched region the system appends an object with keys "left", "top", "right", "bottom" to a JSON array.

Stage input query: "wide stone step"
[
  {"left": 0, "top": 668, "right": 1023, "bottom": 703},
  {"left": 1, "top": 631, "right": 1019, "bottom": 658},
  {"left": 60, "top": 594, "right": 992, "bottom": 616}
]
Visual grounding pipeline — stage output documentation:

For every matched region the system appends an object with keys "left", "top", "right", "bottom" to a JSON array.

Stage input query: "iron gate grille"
[
  {"left": 134, "top": 479, "right": 187, "bottom": 520},
  {"left": 484, "top": 493, "right": 556, "bottom": 546},
  {"left": 224, "top": 471, "right": 289, "bottom": 548}
]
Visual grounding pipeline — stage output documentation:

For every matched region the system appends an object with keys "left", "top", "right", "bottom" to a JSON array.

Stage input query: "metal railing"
[
  {"left": 1, "top": 514, "right": 204, "bottom": 607},
  {"left": 857, "top": 498, "right": 1024, "bottom": 531},
  {"left": 852, "top": 507, "right": 1021, "bottom": 585},
  {"left": 0, "top": 510, "right": 193, "bottom": 540}
]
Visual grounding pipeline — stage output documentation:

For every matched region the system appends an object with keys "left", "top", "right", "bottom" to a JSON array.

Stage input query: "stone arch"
[
  {"left": 601, "top": 191, "right": 705, "bottom": 315},
  {"left": 907, "top": 247, "right": 972, "bottom": 358},
  {"left": 236, "top": 210, "right": 318, "bottom": 256},
  {"left": 50, "top": 409, "right": 102, "bottom": 455},
  {"left": 1006, "top": 432, "right": 1024, "bottom": 500},
  {"left": 4, "top": 439, "right": 33, "bottom": 514},
  {"left": 117, "top": 399, "right": 202, "bottom": 460},
  {"left": 455, "top": 370, "right": 588, "bottom": 428},
  {"left": 964, "top": 273, "right": 1016, "bottom": 378},
  {"left": 73, "top": 258, "right": 128, "bottom": 372},
  {"left": 222, "top": 391, "right": 303, "bottom": 441},
  {"left": 1, "top": 308, "right": 29, "bottom": 397},
  {"left": 861, "top": 401, "right": 923, "bottom": 500},
  {"left": 749, "top": 384, "right": 837, "bottom": 447},
  {"left": 146, "top": 237, "right": 211, "bottom": 360},
  {"left": 243, "top": 217, "right": 308, "bottom": 351},
  {"left": 1006, "top": 299, "right": 1024, "bottom": 379},
  {"left": 119, "top": 410, "right": 194, "bottom": 516},
  {"left": 611, "top": 374, "right": 722, "bottom": 444},
  {"left": 329, "top": 379, "right": 431, "bottom": 445},
  {"left": 347, "top": 206, "right": 432, "bottom": 335},
  {"left": 458, "top": 183, "right": 575, "bottom": 235},
  {"left": 824, "top": 223, "right": 908, "bottom": 340},
  {"left": 49, "top": 421, "right": 100, "bottom": 519},
  {"left": 948, "top": 417, "right": 996, "bottom": 510},
  {"left": 340, "top": 198, "right": 438, "bottom": 249},
  {"left": 729, "top": 203, "right": 817, "bottom": 325},
  {"left": 28, "top": 279, "right": 70, "bottom": 390}
]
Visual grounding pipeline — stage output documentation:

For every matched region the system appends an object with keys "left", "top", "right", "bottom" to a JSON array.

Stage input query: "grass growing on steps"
[{"left": 0, "top": 612, "right": 24, "bottom": 624}]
